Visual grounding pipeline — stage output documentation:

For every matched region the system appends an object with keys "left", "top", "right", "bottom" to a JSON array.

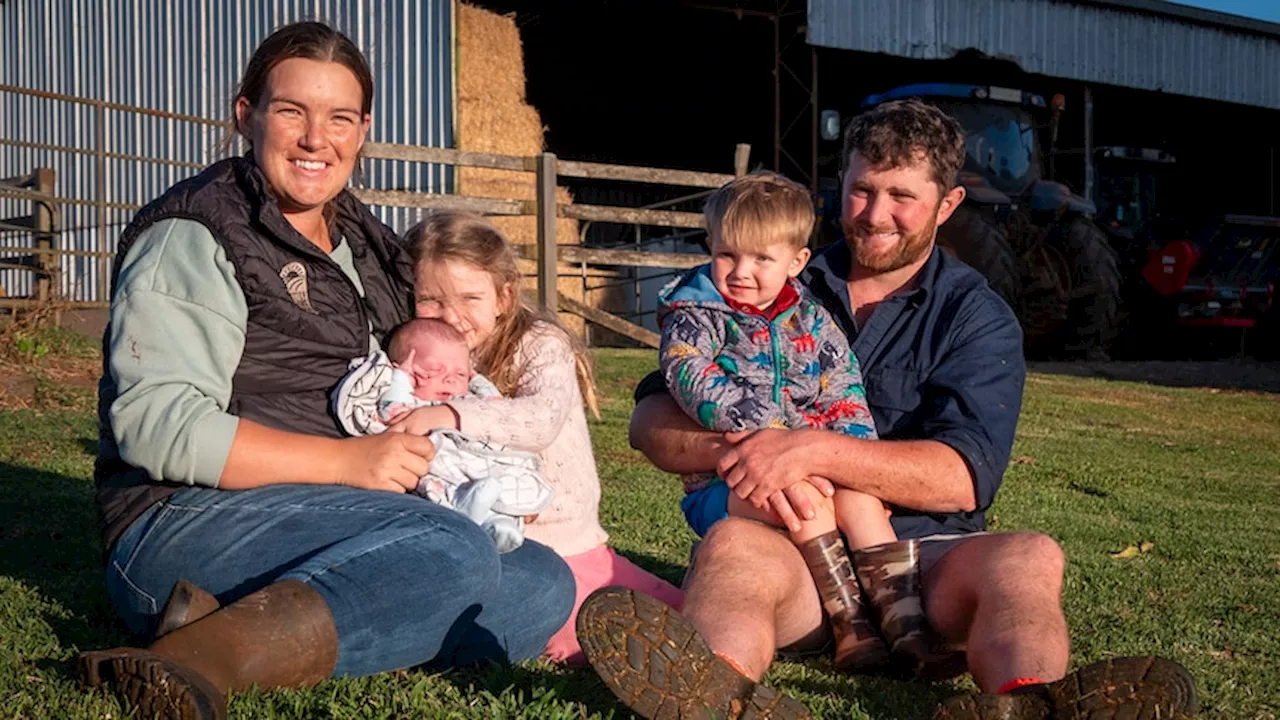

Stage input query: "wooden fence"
[{"left": 0, "top": 83, "right": 747, "bottom": 346}]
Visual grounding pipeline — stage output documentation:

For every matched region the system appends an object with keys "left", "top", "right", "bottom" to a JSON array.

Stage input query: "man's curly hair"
[{"left": 841, "top": 98, "right": 967, "bottom": 195}]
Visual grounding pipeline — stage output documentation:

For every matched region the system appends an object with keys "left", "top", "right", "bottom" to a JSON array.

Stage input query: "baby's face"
[{"left": 403, "top": 341, "right": 472, "bottom": 401}]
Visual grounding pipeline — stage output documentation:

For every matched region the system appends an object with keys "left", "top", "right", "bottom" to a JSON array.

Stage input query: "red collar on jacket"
[{"left": 723, "top": 281, "right": 800, "bottom": 321}]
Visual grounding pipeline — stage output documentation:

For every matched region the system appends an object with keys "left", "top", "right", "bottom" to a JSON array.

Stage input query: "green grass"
[{"left": 1, "top": 348, "right": 1278, "bottom": 718}]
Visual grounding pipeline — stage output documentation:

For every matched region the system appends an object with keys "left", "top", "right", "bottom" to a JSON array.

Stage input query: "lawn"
[{"left": 1, "top": 341, "right": 1278, "bottom": 719}]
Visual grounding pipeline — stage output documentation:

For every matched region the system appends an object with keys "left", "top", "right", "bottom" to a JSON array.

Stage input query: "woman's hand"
[
  {"left": 337, "top": 433, "right": 438, "bottom": 492},
  {"left": 386, "top": 405, "right": 459, "bottom": 435}
]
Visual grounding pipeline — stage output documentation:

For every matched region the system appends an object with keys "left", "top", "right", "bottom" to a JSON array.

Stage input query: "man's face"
[{"left": 839, "top": 151, "right": 963, "bottom": 275}]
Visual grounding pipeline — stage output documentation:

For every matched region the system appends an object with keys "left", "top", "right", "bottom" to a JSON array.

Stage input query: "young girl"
[{"left": 387, "top": 210, "right": 684, "bottom": 665}]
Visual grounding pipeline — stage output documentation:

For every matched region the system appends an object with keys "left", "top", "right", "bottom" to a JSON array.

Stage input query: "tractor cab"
[
  {"left": 859, "top": 83, "right": 1095, "bottom": 216},
  {"left": 1093, "top": 146, "right": 1178, "bottom": 240}
]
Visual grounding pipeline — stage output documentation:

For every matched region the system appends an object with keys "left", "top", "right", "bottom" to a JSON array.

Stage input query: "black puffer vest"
[{"left": 95, "top": 155, "right": 414, "bottom": 553}]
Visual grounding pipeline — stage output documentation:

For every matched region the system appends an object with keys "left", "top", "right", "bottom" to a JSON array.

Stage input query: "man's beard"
[{"left": 842, "top": 219, "right": 935, "bottom": 274}]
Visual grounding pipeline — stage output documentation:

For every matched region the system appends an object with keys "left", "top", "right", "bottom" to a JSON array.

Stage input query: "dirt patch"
[
  {"left": 1029, "top": 359, "right": 1280, "bottom": 395},
  {"left": 0, "top": 360, "right": 99, "bottom": 410}
]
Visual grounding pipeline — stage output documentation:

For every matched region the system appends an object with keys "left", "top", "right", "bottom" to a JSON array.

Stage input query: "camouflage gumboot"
[
  {"left": 852, "top": 538, "right": 966, "bottom": 679},
  {"left": 796, "top": 531, "right": 890, "bottom": 672}
]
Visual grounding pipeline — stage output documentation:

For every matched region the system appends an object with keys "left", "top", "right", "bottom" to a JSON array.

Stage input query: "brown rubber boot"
[
  {"left": 852, "top": 539, "right": 965, "bottom": 679},
  {"left": 78, "top": 579, "right": 339, "bottom": 720},
  {"left": 933, "top": 656, "right": 1199, "bottom": 719},
  {"left": 795, "top": 531, "right": 890, "bottom": 673},
  {"left": 577, "top": 586, "right": 812, "bottom": 720},
  {"left": 155, "top": 579, "right": 221, "bottom": 638}
]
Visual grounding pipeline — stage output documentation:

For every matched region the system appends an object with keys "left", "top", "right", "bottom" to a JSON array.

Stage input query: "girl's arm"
[{"left": 446, "top": 325, "right": 581, "bottom": 452}]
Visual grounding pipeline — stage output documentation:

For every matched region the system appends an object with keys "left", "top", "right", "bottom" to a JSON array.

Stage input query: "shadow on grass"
[
  {"left": 611, "top": 546, "right": 690, "bottom": 588},
  {"left": 0, "top": 462, "right": 129, "bottom": 677},
  {"left": 1029, "top": 358, "right": 1280, "bottom": 394}
]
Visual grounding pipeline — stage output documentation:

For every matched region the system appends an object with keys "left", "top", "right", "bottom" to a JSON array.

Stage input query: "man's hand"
[
  {"left": 718, "top": 428, "right": 829, "bottom": 508},
  {"left": 386, "top": 405, "right": 459, "bottom": 435},
  {"left": 337, "top": 433, "right": 437, "bottom": 493}
]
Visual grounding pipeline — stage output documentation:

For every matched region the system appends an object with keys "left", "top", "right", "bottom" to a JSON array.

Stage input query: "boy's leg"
[
  {"left": 730, "top": 487, "right": 889, "bottom": 672},
  {"left": 832, "top": 489, "right": 896, "bottom": 549},
  {"left": 846, "top": 515, "right": 959, "bottom": 679}
]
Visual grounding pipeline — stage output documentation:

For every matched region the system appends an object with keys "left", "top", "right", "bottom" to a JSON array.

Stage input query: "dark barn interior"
[{"left": 470, "top": 0, "right": 1280, "bottom": 357}]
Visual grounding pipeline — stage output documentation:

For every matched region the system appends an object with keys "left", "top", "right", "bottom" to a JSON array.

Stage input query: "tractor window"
[{"left": 934, "top": 101, "right": 1039, "bottom": 195}]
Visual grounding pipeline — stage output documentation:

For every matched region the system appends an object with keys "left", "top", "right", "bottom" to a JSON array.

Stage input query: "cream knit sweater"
[{"left": 447, "top": 322, "right": 609, "bottom": 557}]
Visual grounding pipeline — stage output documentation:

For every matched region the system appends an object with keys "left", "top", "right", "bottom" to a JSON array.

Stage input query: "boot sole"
[
  {"left": 78, "top": 648, "right": 226, "bottom": 720},
  {"left": 936, "top": 656, "right": 1199, "bottom": 719},
  {"left": 577, "top": 586, "right": 811, "bottom": 720}
]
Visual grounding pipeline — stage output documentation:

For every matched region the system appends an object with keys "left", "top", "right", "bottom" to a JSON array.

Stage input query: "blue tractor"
[{"left": 836, "top": 83, "right": 1124, "bottom": 359}]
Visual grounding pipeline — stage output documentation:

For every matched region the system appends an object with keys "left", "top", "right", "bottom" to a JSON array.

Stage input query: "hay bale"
[{"left": 457, "top": 3, "right": 587, "bottom": 337}]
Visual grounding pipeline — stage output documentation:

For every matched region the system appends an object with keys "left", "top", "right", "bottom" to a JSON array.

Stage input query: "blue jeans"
[{"left": 105, "top": 484, "right": 576, "bottom": 677}]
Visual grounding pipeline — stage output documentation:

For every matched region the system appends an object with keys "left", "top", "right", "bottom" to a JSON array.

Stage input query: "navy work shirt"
[{"left": 634, "top": 241, "right": 1027, "bottom": 539}]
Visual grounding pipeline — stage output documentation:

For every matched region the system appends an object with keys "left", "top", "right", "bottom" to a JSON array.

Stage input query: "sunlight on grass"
[{"left": 0, "top": 349, "right": 1276, "bottom": 718}]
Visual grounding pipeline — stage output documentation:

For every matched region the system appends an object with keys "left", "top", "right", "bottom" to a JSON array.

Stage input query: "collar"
[
  {"left": 802, "top": 239, "right": 935, "bottom": 309},
  {"left": 723, "top": 280, "right": 801, "bottom": 321}
]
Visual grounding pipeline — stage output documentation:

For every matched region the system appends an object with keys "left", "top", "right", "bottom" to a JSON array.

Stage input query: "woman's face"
[
  {"left": 235, "top": 57, "right": 370, "bottom": 217},
  {"left": 414, "top": 260, "right": 513, "bottom": 350}
]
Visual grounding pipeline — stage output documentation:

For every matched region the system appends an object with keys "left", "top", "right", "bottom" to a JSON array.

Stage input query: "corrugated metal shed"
[
  {"left": 1, "top": 0, "right": 454, "bottom": 303},
  {"left": 808, "top": 0, "right": 1280, "bottom": 110}
]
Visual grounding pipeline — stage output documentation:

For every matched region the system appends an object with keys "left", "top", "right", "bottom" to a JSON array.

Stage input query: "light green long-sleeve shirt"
[{"left": 103, "top": 218, "right": 371, "bottom": 488}]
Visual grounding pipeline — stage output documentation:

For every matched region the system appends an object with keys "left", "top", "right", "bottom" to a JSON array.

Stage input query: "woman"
[{"left": 77, "top": 21, "right": 575, "bottom": 720}]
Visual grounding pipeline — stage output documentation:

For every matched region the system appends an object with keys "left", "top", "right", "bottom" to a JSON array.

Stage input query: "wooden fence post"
[
  {"left": 536, "top": 152, "right": 558, "bottom": 310},
  {"left": 734, "top": 143, "right": 751, "bottom": 177},
  {"left": 33, "top": 168, "right": 56, "bottom": 307}
]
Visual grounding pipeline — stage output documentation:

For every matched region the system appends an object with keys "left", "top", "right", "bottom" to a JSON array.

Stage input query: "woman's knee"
[{"left": 512, "top": 540, "right": 576, "bottom": 626}]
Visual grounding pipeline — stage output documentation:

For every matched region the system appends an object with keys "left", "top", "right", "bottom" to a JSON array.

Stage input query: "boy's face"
[
  {"left": 710, "top": 236, "right": 811, "bottom": 310},
  {"left": 402, "top": 340, "right": 472, "bottom": 401}
]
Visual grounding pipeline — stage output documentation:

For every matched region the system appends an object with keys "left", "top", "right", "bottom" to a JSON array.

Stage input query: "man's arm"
[
  {"left": 629, "top": 389, "right": 730, "bottom": 475},
  {"left": 721, "top": 431, "right": 975, "bottom": 511}
]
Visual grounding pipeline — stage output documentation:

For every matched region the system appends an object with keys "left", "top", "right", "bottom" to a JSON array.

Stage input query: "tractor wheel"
[
  {"left": 1040, "top": 217, "right": 1124, "bottom": 359},
  {"left": 935, "top": 203, "right": 1020, "bottom": 310}
]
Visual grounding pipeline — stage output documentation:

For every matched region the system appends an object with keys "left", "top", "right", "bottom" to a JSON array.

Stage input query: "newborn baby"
[{"left": 332, "top": 318, "right": 554, "bottom": 553}]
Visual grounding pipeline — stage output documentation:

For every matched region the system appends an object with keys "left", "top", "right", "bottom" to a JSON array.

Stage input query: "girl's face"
[{"left": 414, "top": 259, "right": 512, "bottom": 350}]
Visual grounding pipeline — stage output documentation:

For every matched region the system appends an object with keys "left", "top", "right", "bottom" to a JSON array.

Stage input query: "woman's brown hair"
[
  {"left": 222, "top": 21, "right": 374, "bottom": 153},
  {"left": 403, "top": 211, "right": 600, "bottom": 418}
]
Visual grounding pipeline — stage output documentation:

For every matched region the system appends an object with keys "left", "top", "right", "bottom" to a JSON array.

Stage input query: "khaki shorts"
[{"left": 775, "top": 531, "right": 990, "bottom": 659}]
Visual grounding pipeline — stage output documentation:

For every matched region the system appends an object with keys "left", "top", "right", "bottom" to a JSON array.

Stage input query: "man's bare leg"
[
  {"left": 922, "top": 531, "right": 1070, "bottom": 690},
  {"left": 680, "top": 516, "right": 828, "bottom": 680}
]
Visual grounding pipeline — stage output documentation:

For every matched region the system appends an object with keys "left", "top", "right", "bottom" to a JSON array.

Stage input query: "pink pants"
[{"left": 542, "top": 543, "right": 685, "bottom": 666}]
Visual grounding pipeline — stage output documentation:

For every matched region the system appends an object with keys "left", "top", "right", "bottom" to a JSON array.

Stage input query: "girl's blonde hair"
[{"left": 403, "top": 210, "right": 600, "bottom": 418}]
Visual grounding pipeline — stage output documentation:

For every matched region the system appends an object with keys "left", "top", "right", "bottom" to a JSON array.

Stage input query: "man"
[{"left": 575, "top": 99, "right": 1198, "bottom": 719}]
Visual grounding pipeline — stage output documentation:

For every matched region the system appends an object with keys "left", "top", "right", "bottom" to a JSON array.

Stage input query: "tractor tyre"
[
  {"left": 935, "top": 203, "right": 1020, "bottom": 311},
  {"left": 1040, "top": 217, "right": 1124, "bottom": 359}
]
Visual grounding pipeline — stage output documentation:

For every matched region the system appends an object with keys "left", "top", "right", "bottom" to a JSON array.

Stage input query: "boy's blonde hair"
[
  {"left": 402, "top": 210, "right": 600, "bottom": 418},
  {"left": 703, "top": 170, "right": 815, "bottom": 253}
]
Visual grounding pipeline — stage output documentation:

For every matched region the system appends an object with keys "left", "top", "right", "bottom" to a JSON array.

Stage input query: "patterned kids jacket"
[{"left": 657, "top": 264, "right": 879, "bottom": 493}]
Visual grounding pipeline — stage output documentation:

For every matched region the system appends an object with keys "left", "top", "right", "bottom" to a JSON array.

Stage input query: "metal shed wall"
[
  {"left": 808, "top": 0, "right": 1280, "bottom": 111},
  {"left": 1, "top": 0, "right": 454, "bottom": 303}
]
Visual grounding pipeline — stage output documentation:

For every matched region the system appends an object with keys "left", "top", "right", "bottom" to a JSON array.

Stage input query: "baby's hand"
[
  {"left": 382, "top": 404, "right": 412, "bottom": 424},
  {"left": 393, "top": 348, "right": 417, "bottom": 372}
]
